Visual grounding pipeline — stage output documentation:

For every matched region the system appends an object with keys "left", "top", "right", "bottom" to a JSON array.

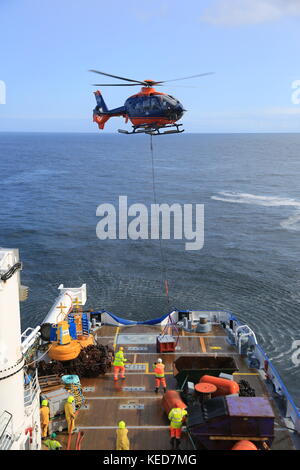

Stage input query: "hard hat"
[
  {"left": 41, "top": 399, "right": 48, "bottom": 406},
  {"left": 50, "top": 433, "right": 57, "bottom": 439},
  {"left": 119, "top": 347, "right": 124, "bottom": 351},
  {"left": 157, "top": 358, "right": 162, "bottom": 363},
  {"left": 67, "top": 395, "right": 75, "bottom": 403},
  {"left": 118, "top": 421, "right": 126, "bottom": 429}
]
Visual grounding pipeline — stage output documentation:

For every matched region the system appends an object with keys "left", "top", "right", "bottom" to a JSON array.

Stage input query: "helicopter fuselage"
[{"left": 93, "top": 86, "right": 185, "bottom": 132}]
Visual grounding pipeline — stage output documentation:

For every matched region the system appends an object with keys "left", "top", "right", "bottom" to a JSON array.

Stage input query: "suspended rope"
[{"left": 149, "top": 135, "right": 170, "bottom": 306}]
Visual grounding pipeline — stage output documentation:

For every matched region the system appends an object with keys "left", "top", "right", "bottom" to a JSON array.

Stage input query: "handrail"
[
  {"left": 228, "top": 316, "right": 300, "bottom": 433},
  {"left": 235, "top": 324, "right": 258, "bottom": 343},
  {"left": 255, "top": 343, "right": 300, "bottom": 428},
  {"left": 0, "top": 411, "right": 13, "bottom": 450},
  {"left": 235, "top": 324, "right": 258, "bottom": 354},
  {"left": 24, "top": 369, "right": 40, "bottom": 407},
  {"left": 21, "top": 326, "right": 41, "bottom": 354}
]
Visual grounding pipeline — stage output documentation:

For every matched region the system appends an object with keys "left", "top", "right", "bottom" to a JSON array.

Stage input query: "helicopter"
[{"left": 90, "top": 70, "right": 214, "bottom": 135}]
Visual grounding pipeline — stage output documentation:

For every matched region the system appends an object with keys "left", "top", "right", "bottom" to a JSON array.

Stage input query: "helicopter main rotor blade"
[
  {"left": 154, "top": 72, "right": 215, "bottom": 85},
  {"left": 92, "top": 83, "right": 142, "bottom": 86},
  {"left": 89, "top": 69, "right": 145, "bottom": 85}
]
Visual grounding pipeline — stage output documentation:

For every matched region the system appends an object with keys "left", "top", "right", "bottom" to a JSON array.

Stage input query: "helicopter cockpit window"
[
  {"left": 150, "top": 97, "right": 160, "bottom": 111},
  {"left": 165, "top": 96, "right": 178, "bottom": 106},
  {"left": 142, "top": 99, "right": 151, "bottom": 112},
  {"left": 134, "top": 98, "right": 143, "bottom": 113},
  {"left": 162, "top": 97, "right": 175, "bottom": 110}
]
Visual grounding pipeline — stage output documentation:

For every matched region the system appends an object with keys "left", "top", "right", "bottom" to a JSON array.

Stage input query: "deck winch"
[{"left": 195, "top": 314, "right": 212, "bottom": 333}]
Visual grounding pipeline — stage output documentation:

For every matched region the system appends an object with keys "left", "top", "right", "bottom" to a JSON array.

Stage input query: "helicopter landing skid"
[{"left": 118, "top": 123, "right": 184, "bottom": 136}]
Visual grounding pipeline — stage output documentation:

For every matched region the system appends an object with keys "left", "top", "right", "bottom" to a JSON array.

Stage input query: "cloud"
[
  {"left": 201, "top": 0, "right": 300, "bottom": 26},
  {"left": 131, "top": 1, "right": 169, "bottom": 22}
]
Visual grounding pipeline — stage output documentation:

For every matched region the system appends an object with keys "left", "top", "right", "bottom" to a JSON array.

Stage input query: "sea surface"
[{"left": 1, "top": 132, "right": 300, "bottom": 405}]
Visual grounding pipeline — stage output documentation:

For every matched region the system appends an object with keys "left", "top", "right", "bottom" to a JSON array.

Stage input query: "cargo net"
[
  {"left": 64, "top": 383, "right": 84, "bottom": 410},
  {"left": 238, "top": 380, "right": 256, "bottom": 397},
  {"left": 38, "top": 344, "right": 114, "bottom": 378}
]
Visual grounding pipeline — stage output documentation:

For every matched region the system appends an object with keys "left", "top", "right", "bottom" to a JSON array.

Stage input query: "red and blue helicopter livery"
[{"left": 90, "top": 70, "right": 213, "bottom": 135}]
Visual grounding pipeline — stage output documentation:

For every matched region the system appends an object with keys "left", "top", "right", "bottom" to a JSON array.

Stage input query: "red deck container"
[
  {"left": 156, "top": 334, "right": 176, "bottom": 353},
  {"left": 199, "top": 374, "right": 240, "bottom": 397}
]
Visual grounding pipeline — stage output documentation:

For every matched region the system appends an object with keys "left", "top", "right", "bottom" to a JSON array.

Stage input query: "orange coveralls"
[{"left": 153, "top": 363, "right": 166, "bottom": 389}]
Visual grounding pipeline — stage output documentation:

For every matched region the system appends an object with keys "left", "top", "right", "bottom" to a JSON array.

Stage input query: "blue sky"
[{"left": 0, "top": 0, "right": 300, "bottom": 132}]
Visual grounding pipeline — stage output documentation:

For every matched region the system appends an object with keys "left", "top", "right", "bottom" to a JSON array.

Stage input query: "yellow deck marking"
[
  {"left": 233, "top": 372, "right": 259, "bottom": 376},
  {"left": 210, "top": 346, "right": 222, "bottom": 350},
  {"left": 113, "top": 327, "right": 120, "bottom": 351},
  {"left": 200, "top": 337, "right": 207, "bottom": 353}
]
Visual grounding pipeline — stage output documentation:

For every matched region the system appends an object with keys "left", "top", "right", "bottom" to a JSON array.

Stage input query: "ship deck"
[{"left": 55, "top": 324, "right": 296, "bottom": 451}]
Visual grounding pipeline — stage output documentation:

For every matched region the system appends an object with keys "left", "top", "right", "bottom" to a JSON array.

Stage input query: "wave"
[{"left": 211, "top": 191, "right": 300, "bottom": 231}]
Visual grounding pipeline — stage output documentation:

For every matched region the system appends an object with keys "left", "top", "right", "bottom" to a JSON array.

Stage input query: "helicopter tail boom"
[
  {"left": 93, "top": 90, "right": 126, "bottom": 129},
  {"left": 94, "top": 90, "right": 108, "bottom": 113}
]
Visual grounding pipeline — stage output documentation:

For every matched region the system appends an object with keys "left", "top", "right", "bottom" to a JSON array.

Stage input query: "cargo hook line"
[{"left": 150, "top": 135, "right": 170, "bottom": 306}]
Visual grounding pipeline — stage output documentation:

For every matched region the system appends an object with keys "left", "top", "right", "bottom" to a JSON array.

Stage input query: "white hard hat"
[{"left": 157, "top": 358, "right": 162, "bottom": 363}]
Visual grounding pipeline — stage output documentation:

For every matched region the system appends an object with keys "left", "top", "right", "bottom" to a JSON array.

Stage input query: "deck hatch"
[
  {"left": 117, "top": 334, "right": 157, "bottom": 345},
  {"left": 125, "top": 364, "right": 146, "bottom": 370},
  {"left": 123, "top": 386, "right": 145, "bottom": 391},
  {"left": 119, "top": 404, "right": 144, "bottom": 410}
]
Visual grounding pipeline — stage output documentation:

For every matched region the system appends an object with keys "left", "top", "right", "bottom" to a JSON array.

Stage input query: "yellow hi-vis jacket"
[
  {"left": 153, "top": 363, "right": 165, "bottom": 378},
  {"left": 116, "top": 428, "right": 130, "bottom": 450},
  {"left": 168, "top": 407, "right": 187, "bottom": 429},
  {"left": 113, "top": 350, "right": 127, "bottom": 367}
]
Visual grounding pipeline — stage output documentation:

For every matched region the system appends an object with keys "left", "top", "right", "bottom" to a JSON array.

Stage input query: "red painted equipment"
[
  {"left": 157, "top": 314, "right": 180, "bottom": 353},
  {"left": 162, "top": 390, "right": 187, "bottom": 416},
  {"left": 231, "top": 440, "right": 257, "bottom": 450},
  {"left": 199, "top": 375, "right": 240, "bottom": 397}
]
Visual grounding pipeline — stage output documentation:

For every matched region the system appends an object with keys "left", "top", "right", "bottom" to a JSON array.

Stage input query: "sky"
[{"left": 0, "top": 0, "right": 300, "bottom": 133}]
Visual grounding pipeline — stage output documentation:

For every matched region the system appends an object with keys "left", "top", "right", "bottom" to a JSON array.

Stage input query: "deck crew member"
[
  {"left": 40, "top": 399, "right": 50, "bottom": 439},
  {"left": 153, "top": 358, "right": 167, "bottom": 393},
  {"left": 113, "top": 346, "right": 127, "bottom": 381},
  {"left": 116, "top": 421, "right": 130, "bottom": 450},
  {"left": 43, "top": 433, "right": 62, "bottom": 450},
  {"left": 168, "top": 403, "right": 188, "bottom": 450},
  {"left": 64, "top": 395, "right": 76, "bottom": 434}
]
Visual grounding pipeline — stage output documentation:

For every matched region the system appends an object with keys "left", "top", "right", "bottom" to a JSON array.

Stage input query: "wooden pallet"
[{"left": 39, "top": 374, "right": 62, "bottom": 392}]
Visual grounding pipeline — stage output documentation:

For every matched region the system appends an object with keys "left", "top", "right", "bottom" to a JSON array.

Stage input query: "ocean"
[{"left": 1, "top": 132, "right": 300, "bottom": 405}]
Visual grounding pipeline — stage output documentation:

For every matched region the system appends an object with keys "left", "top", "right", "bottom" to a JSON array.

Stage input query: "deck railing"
[
  {"left": 21, "top": 326, "right": 41, "bottom": 354},
  {"left": 227, "top": 315, "right": 300, "bottom": 434},
  {"left": 0, "top": 411, "right": 13, "bottom": 451},
  {"left": 24, "top": 369, "right": 40, "bottom": 408}
]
